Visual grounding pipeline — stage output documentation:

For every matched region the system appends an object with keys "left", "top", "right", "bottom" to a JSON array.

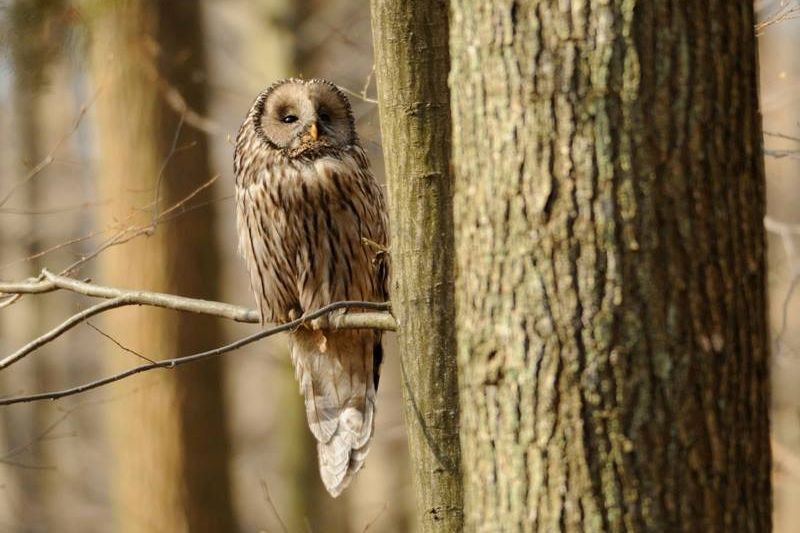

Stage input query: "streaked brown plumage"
[{"left": 234, "top": 78, "right": 388, "bottom": 497}]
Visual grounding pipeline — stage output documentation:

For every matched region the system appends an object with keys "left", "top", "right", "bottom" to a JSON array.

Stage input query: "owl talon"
[
  {"left": 361, "top": 237, "right": 390, "bottom": 255},
  {"left": 307, "top": 316, "right": 329, "bottom": 330}
]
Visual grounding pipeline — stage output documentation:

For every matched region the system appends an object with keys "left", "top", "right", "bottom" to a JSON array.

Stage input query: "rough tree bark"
[
  {"left": 370, "top": 1, "right": 463, "bottom": 531},
  {"left": 87, "top": 1, "right": 236, "bottom": 531},
  {"left": 450, "top": 1, "right": 770, "bottom": 531}
]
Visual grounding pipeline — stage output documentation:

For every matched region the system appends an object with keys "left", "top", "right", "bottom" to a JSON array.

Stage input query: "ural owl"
[{"left": 234, "top": 78, "right": 388, "bottom": 497}]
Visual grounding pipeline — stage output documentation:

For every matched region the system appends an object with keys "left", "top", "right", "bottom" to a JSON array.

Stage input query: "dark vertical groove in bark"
[
  {"left": 369, "top": 1, "right": 463, "bottom": 530},
  {"left": 451, "top": 0, "right": 770, "bottom": 530}
]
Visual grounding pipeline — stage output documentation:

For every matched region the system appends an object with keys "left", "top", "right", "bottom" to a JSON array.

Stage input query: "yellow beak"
[{"left": 309, "top": 122, "right": 318, "bottom": 141}]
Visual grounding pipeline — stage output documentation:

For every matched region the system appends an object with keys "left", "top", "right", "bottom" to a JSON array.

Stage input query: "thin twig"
[
  {"left": 260, "top": 479, "right": 289, "bottom": 533},
  {"left": 756, "top": 2, "right": 800, "bottom": 34},
  {"left": 1, "top": 405, "right": 80, "bottom": 461},
  {"left": 0, "top": 83, "right": 103, "bottom": 209},
  {"left": 1, "top": 269, "right": 397, "bottom": 329},
  {"left": 764, "top": 130, "right": 800, "bottom": 143},
  {"left": 361, "top": 64, "right": 376, "bottom": 100},
  {"left": 0, "top": 294, "right": 22, "bottom": 310},
  {"left": 151, "top": 115, "right": 187, "bottom": 228},
  {"left": 362, "top": 502, "right": 389, "bottom": 532},
  {"left": 0, "top": 230, "right": 102, "bottom": 272},
  {"left": 339, "top": 85, "right": 378, "bottom": 105},
  {"left": 0, "top": 299, "right": 393, "bottom": 406},
  {"left": 0, "top": 200, "right": 110, "bottom": 216},
  {"left": 60, "top": 174, "right": 219, "bottom": 276},
  {"left": 764, "top": 148, "right": 800, "bottom": 160},
  {"left": 86, "top": 322, "right": 157, "bottom": 365},
  {"left": 0, "top": 297, "right": 128, "bottom": 370}
]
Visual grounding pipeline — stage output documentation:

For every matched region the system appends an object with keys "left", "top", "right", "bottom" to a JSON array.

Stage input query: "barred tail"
[{"left": 290, "top": 329, "right": 382, "bottom": 497}]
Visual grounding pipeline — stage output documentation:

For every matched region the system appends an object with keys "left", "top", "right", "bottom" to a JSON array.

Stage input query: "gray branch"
[
  {"left": 0, "top": 299, "right": 393, "bottom": 406},
  {"left": 0, "top": 269, "right": 396, "bottom": 404},
  {"left": 0, "top": 269, "right": 261, "bottom": 322}
]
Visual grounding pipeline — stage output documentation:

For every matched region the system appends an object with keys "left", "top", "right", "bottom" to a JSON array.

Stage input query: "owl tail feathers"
[{"left": 290, "top": 329, "right": 378, "bottom": 497}]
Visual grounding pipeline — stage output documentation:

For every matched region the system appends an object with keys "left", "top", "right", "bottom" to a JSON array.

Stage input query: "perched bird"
[{"left": 234, "top": 78, "right": 389, "bottom": 497}]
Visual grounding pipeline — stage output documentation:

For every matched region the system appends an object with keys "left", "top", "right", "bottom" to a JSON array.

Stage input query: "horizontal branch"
[
  {"left": 0, "top": 297, "right": 129, "bottom": 370},
  {"left": 0, "top": 299, "right": 393, "bottom": 407},
  {"left": 0, "top": 269, "right": 261, "bottom": 323},
  {"left": 0, "top": 269, "right": 396, "bottom": 404}
]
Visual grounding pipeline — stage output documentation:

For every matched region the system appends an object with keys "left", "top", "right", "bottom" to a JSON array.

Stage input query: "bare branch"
[
  {"left": 756, "top": 2, "right": 800, "bottom": 34},
  {"left": 0, "top": 269, "right": 261, "bottom": 323},
  {"left": 0, "top": 297, "right": 128, "bottom": 370},
  {"left": 151, "top": 114, "right": 188, "bottom": 227},
  {"left": 0, "top": 299, "right": 393, "bottom": 406},
  {"left": 339, "top": 84, "right": 378, "bottom": 105},
  {"left": 765, "top": 216, "right": 800, "bottom": 237},
  {"left": 0, "top": 231, "right": 102, "bottom": 273},
  {"left": 0, "top": 294, "right": 22, "bottom": 310},
  {"left": 0, "top": 176, "right": 220, "bottom": 276},
  {"left": 361, "top": 501, "right": 389, "bottom": 532},
  {"left": 0, "top": 82, "right": 102, "bottom": 209},
  {"left": 764, "top": 148, "right": 800, "bottom": 160},
  {"left": 259, "top": 479, "right": 289, "bottom": 533},
  {"left": 86, "top": 322, "right": 158, "bottom": 365},
  {"left": 764, "top": 130, "right": 800, "bottom": 143},
  {"left": 60, "top": 174, "right": 220, "bottom": 276}
]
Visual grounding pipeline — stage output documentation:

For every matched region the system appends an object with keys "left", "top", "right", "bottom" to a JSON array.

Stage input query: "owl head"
[{"left": 250, "top": 78, "right": 357, "bottom": 159}]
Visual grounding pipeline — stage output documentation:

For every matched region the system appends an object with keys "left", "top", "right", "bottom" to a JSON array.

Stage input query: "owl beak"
[{"left": 308, "top": 122, "right": 319, "bottom": 141}]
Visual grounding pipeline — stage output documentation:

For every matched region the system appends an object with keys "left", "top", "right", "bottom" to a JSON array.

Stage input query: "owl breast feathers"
[{"left": 233, "top": 78, "right": 389, "bottom": 497}]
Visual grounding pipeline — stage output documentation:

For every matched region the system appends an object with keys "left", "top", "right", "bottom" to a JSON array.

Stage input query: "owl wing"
[
  {"left": 235, "top": 164, "right": 303, "bottom": 324},
  {"left": 289, "top": 151, "right": 388, "bottom": 496},
  {"left": 235, "top": 141, "right": 388, "bottom": 496}
]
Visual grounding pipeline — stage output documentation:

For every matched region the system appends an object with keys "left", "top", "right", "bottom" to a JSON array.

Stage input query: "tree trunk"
[
  {"left": 3, "top": 1, "right": 65, "bottom": 529},
  {"left": 450, "top": 1, "right": 770, "bottom": 531},
  {"left": 370, "top": 2, "right": 463, "bottom": 531},
  {"left": 87, "top": 1, "right": 236, "bottom": 531}
]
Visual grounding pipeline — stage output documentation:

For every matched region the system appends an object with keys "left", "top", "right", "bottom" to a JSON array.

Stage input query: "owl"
[{"left": 233, "top": 78, "right": 389, "bottom": 497}]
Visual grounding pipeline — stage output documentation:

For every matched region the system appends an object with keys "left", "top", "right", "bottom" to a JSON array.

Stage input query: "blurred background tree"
[
  {"left": 2, "top": 1, "right": 66, "bottom": 531},
  {"left": 85, "top": 0, "right": 236, "bottom": 530}
]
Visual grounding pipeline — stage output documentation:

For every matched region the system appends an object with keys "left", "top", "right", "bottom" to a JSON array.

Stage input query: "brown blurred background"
[{"left": 0, "top": 1, "right": 796, "bottom": 531}]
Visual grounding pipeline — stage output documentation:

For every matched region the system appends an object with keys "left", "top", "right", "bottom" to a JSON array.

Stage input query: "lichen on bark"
[{"left": 450, "top": 1, "right": 770, "bottom": 531}]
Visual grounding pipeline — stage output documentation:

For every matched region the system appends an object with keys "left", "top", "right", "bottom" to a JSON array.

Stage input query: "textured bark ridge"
[
  {"left": 450, "top": 1, "right": 770, "bottom": 531},
  {"left": 371, "top": 1, "right": 464, "bottom": 530}
]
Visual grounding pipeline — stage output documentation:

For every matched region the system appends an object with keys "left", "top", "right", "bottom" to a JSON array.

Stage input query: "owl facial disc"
[{"left": 256, "top": 78, "right": 356, "bottom": 159}]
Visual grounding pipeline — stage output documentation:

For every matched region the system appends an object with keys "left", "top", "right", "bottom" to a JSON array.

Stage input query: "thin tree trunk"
[
  {"left": 4, "top": 2, "right": 64, "bottom": 528},
  {"left": 370, "top": 2, "right": 463, "bottom": 531},
  {"left": 450, "top": 1, "right": 770, "bottom": 531},
  {"left": 87, "top": 1, "right": 236, "bottom": 531}
]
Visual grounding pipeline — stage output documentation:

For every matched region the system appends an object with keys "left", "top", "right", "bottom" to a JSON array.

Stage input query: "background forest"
[{"left": 0, "top": 0, "right": 797, "bottom": 532}]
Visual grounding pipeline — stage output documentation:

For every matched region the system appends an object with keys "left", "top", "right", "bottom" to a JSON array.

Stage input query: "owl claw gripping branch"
[{"left": 233, "top": 78, "right": 389, "bottom": 497}]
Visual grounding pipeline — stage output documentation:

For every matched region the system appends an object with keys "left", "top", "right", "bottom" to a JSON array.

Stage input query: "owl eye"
[
  {"left": 318, "top": 111, "right": 331, "bottom": 123},
  {"left": 282, "top": 114, "right": 298, "bottom": 124}
]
